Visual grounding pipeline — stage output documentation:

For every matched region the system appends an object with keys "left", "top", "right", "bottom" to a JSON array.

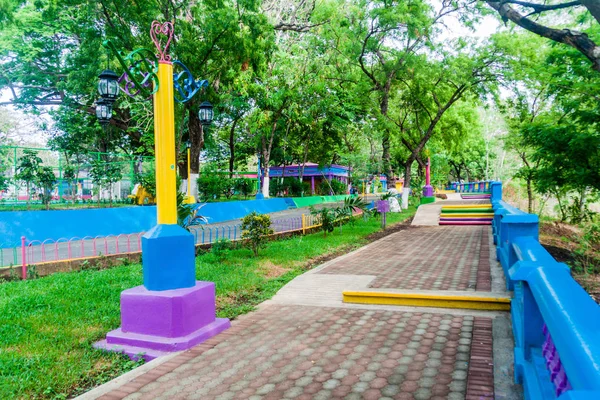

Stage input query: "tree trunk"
[
  {"left": 527, "top": 175, "right": 533, "bottom": 214},
  {"left": 188, "top": 108, "right": 204, "bottom": 198},
  {"left": 262, "top": 163, "right": 270, "bottom": 198},
  {"left": 380, "top": 89, "right": 395, "bottom": 185},
  {"left": 228, "top": 119, "right": 238, "bottom": 179},
  {"left": 188, "top": 108, "right": 204, "bottom": 174}
]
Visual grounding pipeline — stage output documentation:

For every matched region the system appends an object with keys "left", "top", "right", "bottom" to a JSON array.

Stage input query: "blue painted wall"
[{"left": 0, "top": 198, "right": 292, "bottom": 244}]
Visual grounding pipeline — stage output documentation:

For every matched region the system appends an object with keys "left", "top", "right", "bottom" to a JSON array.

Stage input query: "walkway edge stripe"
[{"left": 342, "top": 291, "right": 511, "bottom": 311}]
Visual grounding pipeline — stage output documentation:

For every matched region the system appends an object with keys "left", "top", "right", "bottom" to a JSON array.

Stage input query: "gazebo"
[{"left": 268, "top": 163, "right": 351, "bottom": 195}]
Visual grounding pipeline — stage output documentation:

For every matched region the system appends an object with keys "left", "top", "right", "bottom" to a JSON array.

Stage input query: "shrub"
[
  {"left": 235, "top": 178, "right": 255, "bottom": 199},
  {"left": 241, "top": 212, "right": 274, "bottom": 256},
  {"left": 197, "top": 175, "right": 225, "bottom": 201},
  {"left": 318, "top": 179, "right": 347, "bottom": 195},
  {"left": 269, "top": 177, "right": 309, "bottom": 197},
  {"left": 177, "top": 191, "right": 208, "bottom": 231},
  {"left": 310, "top": 206, "right": 336, "bottom": 237},
  {"left": 211, "top": 238, "right": 232, "bottom": 260}
]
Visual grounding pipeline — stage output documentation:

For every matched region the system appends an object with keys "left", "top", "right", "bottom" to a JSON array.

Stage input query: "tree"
[
  {"left": 235, "top": 178, "right": 255, "bottom": 199},
  {"left": 89, "top": 159, "right": 122, "bottom": 206},
  {"left": 36, "top": 166, "right": 56, "bottom": 210},
  {"left": 0, "top": 173, "right": 10, "bottom": 193},
  {"left": 484, "top": 1, "right": 600, "bottom": 72},
  {"left": 14, "top": 149, "right": 42, "bottom": 209},
  {"left": 63, "top": 165, "right": 77, "bottom": 201}
]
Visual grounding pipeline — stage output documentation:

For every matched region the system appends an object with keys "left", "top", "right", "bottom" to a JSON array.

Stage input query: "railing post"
[
  {"left": 491, "top": 181, "right": 502, "bottom": 204},
  {"left": 302, "top": 214, "right": 306, "bottom": 234},
  {"left": 20, "top": 236, "right": 27, "bottom": 280},
  {"left": 497, "top": 214, "right": 539, "bottom": 289}
]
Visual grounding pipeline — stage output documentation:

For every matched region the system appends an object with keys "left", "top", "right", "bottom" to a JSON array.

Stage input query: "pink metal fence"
[{"left": 3, "top": 214, "right": 337, "bottom": 277}]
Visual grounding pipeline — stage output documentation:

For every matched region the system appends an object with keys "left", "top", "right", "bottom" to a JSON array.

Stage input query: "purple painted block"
[
  {"left": 377, "top": 200, "right": 390, "bottom": 213},
  {"left": 94, "top": 281, "right": 230, "bottom": 360},
  {"left": 422, "top": 185, "right": 434, "bottom": 197},
  {"left": 121, "top": 282, "right": 216, "bottom": 337}
]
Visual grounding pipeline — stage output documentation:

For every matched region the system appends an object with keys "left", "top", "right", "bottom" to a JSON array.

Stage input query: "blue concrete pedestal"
[{"left": 142, "top": 224, "right": 196, "bottom": 291}]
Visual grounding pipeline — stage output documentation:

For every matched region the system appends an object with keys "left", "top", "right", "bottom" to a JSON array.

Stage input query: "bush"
[
  {"left": 318, "top": 179, "right": 347, "bottom": 195},
  {"left": 235, "top": 178, "right": 255, "bottom": 199},
  {"left": 310, "top": 206, "right": 336, "bottom": 237},
  {"left": 241, "top": 212, "right": 274, "bottom": 256},
  {"left": 135, "top": 165, "right": 156, "bottom": 197},
  {"left": 211, "top": 238, "right": 233, "bottom": 260},
  {"left": 197, "top": 175, "right": 225, "bottom": 201}
]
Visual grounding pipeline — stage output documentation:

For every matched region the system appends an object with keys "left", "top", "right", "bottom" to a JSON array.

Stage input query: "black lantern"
[
  {"left": 98, "top": 69, "right": 120, "bottom": 103},
  {"left": 96, "top": 98, "right": 113, "bottom": 126},
  {"left": 198, "top": 101, "right": 214, "bottom": 126}
]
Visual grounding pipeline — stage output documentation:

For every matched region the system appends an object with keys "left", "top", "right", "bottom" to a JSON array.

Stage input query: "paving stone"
[
  {"left": 318, "top": 225, "right": 490, "bottom": 291},
  {"left": 95, "top": 223, "right": 495, "bottom": 400}
]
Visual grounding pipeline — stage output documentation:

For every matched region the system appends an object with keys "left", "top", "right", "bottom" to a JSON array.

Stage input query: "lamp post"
[
  {"left": 93, "top": 21, "right": 229, "bottom": 361},
  {"left": 255, "top": 153, "right": 264, "bottom": 199},
  {"left": 183, "top": 140, "right": 195, "bottom": 204}
]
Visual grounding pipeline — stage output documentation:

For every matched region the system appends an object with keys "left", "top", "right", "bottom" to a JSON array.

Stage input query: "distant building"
[{"left": 268, "top": 163, "right": 351, "bottom": 195}]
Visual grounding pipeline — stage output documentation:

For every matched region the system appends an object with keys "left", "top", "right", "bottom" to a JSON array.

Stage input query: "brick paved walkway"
[
  {"left": 81, "top": 211, "right": 520, "bottom": 400},
  {"left": 98, "top": 306, "right": 479, "bottom": 400},
  {"left": 318, "top": 226, "right": 491, "bottom": 292}
]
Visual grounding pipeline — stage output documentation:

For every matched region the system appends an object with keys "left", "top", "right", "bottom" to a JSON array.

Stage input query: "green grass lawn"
[{"left": 0, "top": 207, "right": 415, "bottom": 399}]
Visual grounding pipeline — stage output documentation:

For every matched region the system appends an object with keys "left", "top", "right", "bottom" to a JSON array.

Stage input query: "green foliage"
[
  {"left": 241, "top": 212, "right": 273, "bottom": 256},
  {"left": 197, "top": 175, "right": 226, "bottom": 201},
  {"left": 211, "top": 238, "right": 233, "bottom": 260},
  {"left": 135, "top": 164, "right": 156, "bottom": 197},
  {"left": 15, "top": 149, "right": 42, "bottom": 203},
  {"left": 310, "top": 206, "right": 337, "bottom": 237},
  {"left": 234, "top": 178, "right": 255, "bottom": 199},
  {"left": 177, "top": 191, "right": 208, "bottom": 231},
  {"left": 0, "top": 173, "right": 10, "bottom": 192},
  {"left": 89, "top": 160, "right": 122, "bottom": 206},
  {"left": 270, "top": 177, "right": 309, "bottom": 197},
  {"left": 36, "top": 166, "right": 56, "bottom": 210},
  {"left": 317, "top": 179, "right": 347, "bottom": 195},
  {"left": 336, "top": 196, "right": 371, "bottom": 228},
  {"left": 572, "top": 220, "right": 600, "bottom": 274}
]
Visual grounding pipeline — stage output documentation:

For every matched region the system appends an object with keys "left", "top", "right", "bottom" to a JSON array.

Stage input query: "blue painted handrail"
[
  {"left": 492, "top": 185, "right": 600, "bottom": 400},
  {"left": 446, "top": 180, "right": 492, "bottom": 193}
]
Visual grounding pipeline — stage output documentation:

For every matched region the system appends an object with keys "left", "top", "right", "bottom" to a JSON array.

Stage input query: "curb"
[{"left": 342, "top": 291, "right": 511, "bottom": 311}]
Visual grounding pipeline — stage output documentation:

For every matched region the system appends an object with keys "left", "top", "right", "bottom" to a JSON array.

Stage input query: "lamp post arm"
[{"left": 103, "top": 40, "right": 159, "bottom": 99}]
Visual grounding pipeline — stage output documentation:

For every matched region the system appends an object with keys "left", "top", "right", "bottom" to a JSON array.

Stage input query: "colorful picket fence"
[{"left": 0, "top": 214, "right": 327, "bottom": 275}]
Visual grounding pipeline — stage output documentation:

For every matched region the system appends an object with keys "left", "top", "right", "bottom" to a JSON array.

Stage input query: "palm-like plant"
[{"left": 177, "top": 191, "right": 209, "bottom": 231}]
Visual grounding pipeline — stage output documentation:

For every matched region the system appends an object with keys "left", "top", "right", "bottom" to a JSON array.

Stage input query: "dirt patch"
[
  {"left": 259, "top": 260, "right": 289, "bottom": 278},
  {"left": 573, "top": 273, "right": 600, "bottom": 304},
  {"left": 538, "top": 221, "right": 600, "bottom": 305},
  {"left": 540, "top": 221, "right": 581, "bottom": 240},
  {"left": 365, "top": 217, "right": 414, "bottom": 241},
  {"left": 216, "top": 295, "right": 236, "bottom": 309}
]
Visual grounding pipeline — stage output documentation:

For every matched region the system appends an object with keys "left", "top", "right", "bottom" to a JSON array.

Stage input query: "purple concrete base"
[
  {"left": 94, "top": 281, "right": 230, "bottom": 361},
  {"left": 422, "top": 185, "right": 434, "bottom": 197}
]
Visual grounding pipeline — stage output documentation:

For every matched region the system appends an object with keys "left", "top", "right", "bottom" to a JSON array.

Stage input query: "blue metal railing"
[
  {"left": 492, "top": 182, "right": 600, "bottom": 400},
  {"left": 448, "top": 180, "right": 492, "bottom": 193}
]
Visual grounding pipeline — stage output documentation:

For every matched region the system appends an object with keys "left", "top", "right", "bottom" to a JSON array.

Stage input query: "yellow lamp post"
[
  {"left": 183, "top": 141, "right": 196, "bottom": 204},
  {"left": 94, "top": 21, "right": 229, "bottom": 361}
]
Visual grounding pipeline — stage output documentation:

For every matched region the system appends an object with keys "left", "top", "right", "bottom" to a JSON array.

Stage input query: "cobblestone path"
[{"left": 82, "top": 217, "right": 519, "bottom": 400}]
